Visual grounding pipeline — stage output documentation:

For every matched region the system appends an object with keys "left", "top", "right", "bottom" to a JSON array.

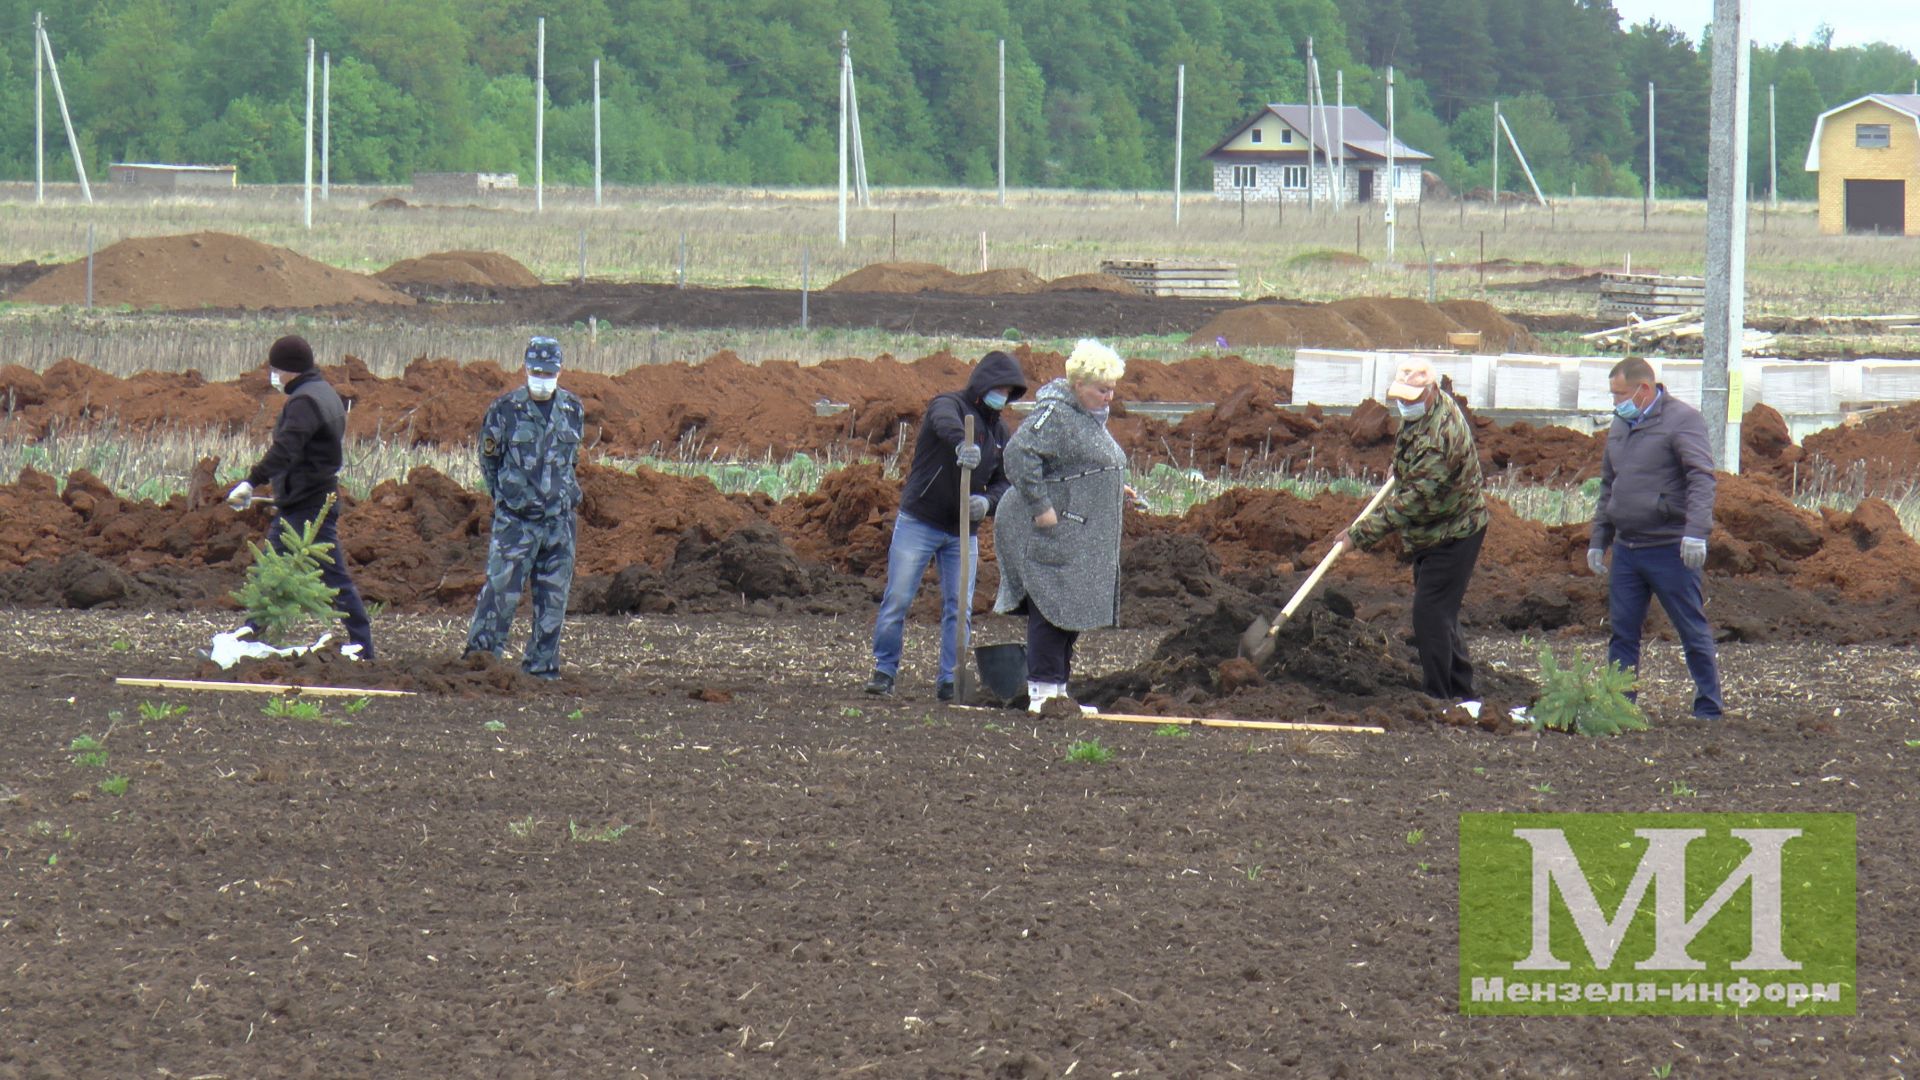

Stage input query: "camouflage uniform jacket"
[
  {"left": 1348, "top": 393, "right": 1489, "bottom": 552},
  {"left": 478, "top": 387, "right": 585, "bottom": 520}
]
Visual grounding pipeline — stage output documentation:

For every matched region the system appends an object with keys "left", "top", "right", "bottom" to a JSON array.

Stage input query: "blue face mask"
[
  {"left": 1613, "top": 398, "right": 1641, "bottom": 421},
  {"left": 1394, "top": 399, "right": 1428, "bottom": 421},
  {"left": 983, "top": 390, "right": 1009, "bottom": 411}
]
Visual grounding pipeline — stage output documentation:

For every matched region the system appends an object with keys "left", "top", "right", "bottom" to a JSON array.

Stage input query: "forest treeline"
[{"left": 3, "top": 0, "right": 1916, "bottom": 198}]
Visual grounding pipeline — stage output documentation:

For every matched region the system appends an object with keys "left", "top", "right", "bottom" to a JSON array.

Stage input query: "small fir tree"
[
  {"left": 231, "top": 497, "right": 342, "bottom": 646},
  {"left": 1525, "top": 645, "right": 1649, "bottom": 737}
]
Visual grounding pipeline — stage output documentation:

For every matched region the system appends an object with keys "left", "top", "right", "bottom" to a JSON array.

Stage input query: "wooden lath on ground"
[
  {"left": 1099, "top": 258, "right": 1241, "bottom": 299},
  {"left": 114, "top": 677, "right": 416, "bottom": 697},
  {"left": 1583, "top": 311, "right": 1777, "bottom": 356},
  {"left": 1597, "top": 272, "right": 1706, "bottom": 319}
]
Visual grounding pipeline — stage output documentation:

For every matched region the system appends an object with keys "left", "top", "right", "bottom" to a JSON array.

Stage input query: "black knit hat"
[{"left": 268, "top": 335, "right": 315, "bottom": 374}]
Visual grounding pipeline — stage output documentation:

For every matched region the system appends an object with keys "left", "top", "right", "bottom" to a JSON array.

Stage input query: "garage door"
[{"left": 1845, "top": 179, "right": 1906, "bottom": 235}]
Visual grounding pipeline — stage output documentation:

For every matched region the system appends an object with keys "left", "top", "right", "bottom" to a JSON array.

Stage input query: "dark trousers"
[
  {"left": 1410, "top": 527, "right": 1484, "bottom": 700},
  {"left": 263, "top": 504, "right": 375, "bottom": 657},
  {"left": 1025, "top": 605, "right": 1080, "bottom": 685},
  {"left": 1607, "top": 541, "right": 1723, "bottom": 718}
]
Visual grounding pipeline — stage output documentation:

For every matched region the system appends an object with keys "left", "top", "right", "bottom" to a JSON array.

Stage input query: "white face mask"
[
  {"left": 269, "top": 370, "right": 285, "bottom": 391},
  {"left": 527, "top": 374, "right": 558, "bottom": 400},
  {"left": 1395, "top": 399, "right": 1428, "bottom": 421}
]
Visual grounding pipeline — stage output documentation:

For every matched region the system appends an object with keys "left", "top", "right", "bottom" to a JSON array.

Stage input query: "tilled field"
[{"left": 0, "top": 610, "right": 1915, "bottom": 1078}]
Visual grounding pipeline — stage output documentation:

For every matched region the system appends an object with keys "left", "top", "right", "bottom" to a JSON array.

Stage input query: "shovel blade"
[{"left": 1237, "top": 614, "right": 1278, "bottom": 665}]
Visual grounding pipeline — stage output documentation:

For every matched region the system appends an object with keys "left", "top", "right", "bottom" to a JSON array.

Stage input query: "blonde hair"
[{"left": 1065, "top": 338, "right": 1125, "bottom": 385}]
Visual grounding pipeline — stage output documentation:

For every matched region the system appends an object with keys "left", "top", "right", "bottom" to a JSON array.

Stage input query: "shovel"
[
  {"left": 952, "top": 414, "right": 976, "bottom": 705},
  {"left": 1238, "top": 475, "right": 1396, "bottom": 665}
]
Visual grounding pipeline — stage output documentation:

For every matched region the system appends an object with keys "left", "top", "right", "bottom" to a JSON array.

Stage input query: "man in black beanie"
[{"left": 226, "top": 335, "right": 375, "bottom": 659}]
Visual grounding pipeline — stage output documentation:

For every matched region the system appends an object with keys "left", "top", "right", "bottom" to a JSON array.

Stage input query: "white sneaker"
[{"left": 1027, "top": 680, "right": 1062, "bottom": 714}]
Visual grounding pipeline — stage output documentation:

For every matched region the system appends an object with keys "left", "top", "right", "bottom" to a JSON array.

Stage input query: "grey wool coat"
[{"left": 993, "top": 378, "right": 1129, "bottom": 631}]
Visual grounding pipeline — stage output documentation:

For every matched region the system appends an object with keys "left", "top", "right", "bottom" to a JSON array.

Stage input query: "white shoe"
[{"left": 1027, "top": 680, "right": 1063, "bottom": 714}]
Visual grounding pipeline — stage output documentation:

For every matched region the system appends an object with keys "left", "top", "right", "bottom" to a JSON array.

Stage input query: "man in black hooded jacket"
[
  {"left": 863, "top": 350, "right": 1029, "bottom": 699},
  {"left": 226, "top": 335, "right": 375, "bottom": 659}
]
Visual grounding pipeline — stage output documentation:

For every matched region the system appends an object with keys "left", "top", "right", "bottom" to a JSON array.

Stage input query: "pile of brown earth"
[
  {"left": 0, "top": 351, "right": 1296, "bottom": 467},
  {"left": 4, "top": 451, "right": 1920, "bottom": 651},
  {"left": 1743, "top": 398, "right": 1920, "bottom": 493},
  {"left": 1188, "top": 298, "right": 1535, "bottom": 352},
  {"left": 826, "top": 262, "right": 1139, "bottom": 296},
  {"left": 374, "top": 251, "right": 542, "bottom": 290},
  {"left": 13, "top": 231, "right": 415, "bottom": 310}
]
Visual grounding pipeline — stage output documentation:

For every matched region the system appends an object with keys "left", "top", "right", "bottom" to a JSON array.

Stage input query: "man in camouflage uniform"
[
  {"left": 1338, "top": 357, "right": 1490, "bottom": 701},
  {"left": 464, "top": 337, "right": 584, "bottom": 680}
]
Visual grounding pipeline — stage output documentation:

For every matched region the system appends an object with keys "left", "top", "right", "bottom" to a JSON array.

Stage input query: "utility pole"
[
  {"left": 593, "top": 59, "right": 603, "bottom": 208},
  {"left": 838, "top": 30, "right": 849, "bottom": 246},
  {"left": 1647, "top": 81, "right": 1657, "bottom": 207},
  {"left": 1768, "top": 82, "right": 1778, "bottom": 208},
  {"left": 39, "top": 20, "right": 89, "bottom": 203},
  {"left": 1703, "top": 0, "right": 1751, "bottom": 471},
  {"left": 535, "top": 16, "right": 545, "bottom": 212},
  {"left": 1336, "top": 69, "right": 1346, "bottom": 209},
  {"left": 1174, "top": 63, "right": 1185, "bottom": 226},
  {"left": 997, "top": 38, "right": 1006, "bottom": 206},
  {"left": 34, "top": 10, "right": 44, "bottom": 204},
  {"left": 1386, "top": 66, "right": 1397, "bottom": 258},
  {"left": 1491, "top": 100, "right": 1501, "bottom": 202},
  {"left": 1306, "top": 40, "right": 1320, "bottom": 211},
  {"left": 321, "top": 52, "right": 330, "bottom": 200},
  {"left": 303, "top": 38, "right": 314, "bottom": 229}
]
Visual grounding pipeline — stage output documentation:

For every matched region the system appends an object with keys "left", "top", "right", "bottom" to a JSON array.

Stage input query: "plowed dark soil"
[{"left": 0, "top": 610, "right": 1911, "bottom": 1078}]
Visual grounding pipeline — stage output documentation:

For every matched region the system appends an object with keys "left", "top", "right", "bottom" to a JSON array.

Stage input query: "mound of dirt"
[
  {"left": 375, "top": 251, "right": 541, "bottom": 290},
  {"left": 1187, "top": 298, "right": 1535, "bottom": 352},
  {"left": 940, "top": 268, "right": 1049, "bottom": 295},
  {"left": 1786, "top": 400, "right": 1920, "bottom": 493},
  {"left": 369, "top": 197, "right": 412, "bottom": 211},
  {"left": 1077, "top": 597, "right": 1537, "bottom": 730},
  {"left": 1289, "top": 250, "right": 1371, "bottom": 269},
  {"left": 13, "top": 231, "right": 415, "bottom": 311},
  {"left": 1043, "top": 273, "right": 1140, "bottom": 294},
  {"left": 825, "top": 262, "right": 959, "bottom": 294}
]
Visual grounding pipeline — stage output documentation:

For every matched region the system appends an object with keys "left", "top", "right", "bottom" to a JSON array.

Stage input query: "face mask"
[
  {"left": 1613, "top": 389, "right": 1647, "bottom": 421},
  {"left": 269, "top": 370, "right": 285, "bottom": 391},
  {"left": 1091, "top": 407, "right": 1111, "bottom": 424},
  {"left": 1394, "top": 399, "right": 1428, "bottom": 421},
  {"left": 527, "top": 374, "right": 558, "bottom": 400},
  {"left": 983, "top": 390, "right": 1010, "bottom": 411}
]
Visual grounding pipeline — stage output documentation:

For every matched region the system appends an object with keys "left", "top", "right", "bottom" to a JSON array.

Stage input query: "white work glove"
[
  {"left": 968, "top": 494, "right": 989, "bottom": 523},
  {"left": 226, "top": 481, "right": 254, "bottom": 512},
  {"left": 955, "top": 443, "right": 982, "bottom": 470},
  {"left": 1586, "top": 548, "right": 1606, "bottom": 576},
  {"left": 1680, "top": 537, "right": 1707, "bottom": 571}
]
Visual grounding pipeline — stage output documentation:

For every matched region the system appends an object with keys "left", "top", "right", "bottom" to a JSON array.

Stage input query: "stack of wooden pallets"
[{"left": 1098, "top": 259, "right": 1241, "bottom": 299}]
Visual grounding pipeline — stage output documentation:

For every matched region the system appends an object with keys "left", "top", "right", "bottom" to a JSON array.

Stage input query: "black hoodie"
[{"left": 897, "top": 350, "right": 1030, "bottom": 536}]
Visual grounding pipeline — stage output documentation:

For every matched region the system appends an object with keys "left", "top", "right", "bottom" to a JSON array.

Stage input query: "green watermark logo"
[{"left": 1460, "top": 813, "right": 1855, "bottom": 1015}]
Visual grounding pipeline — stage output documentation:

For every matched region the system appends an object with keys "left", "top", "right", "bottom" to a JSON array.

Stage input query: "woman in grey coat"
[{"left": 994, "top": 339, "right": 1131, "bottom": 713}]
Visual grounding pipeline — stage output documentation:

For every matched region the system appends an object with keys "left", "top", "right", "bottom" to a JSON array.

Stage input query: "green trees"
[{"left": 0, "top": 0, "right": 1913, "bottom": 196}]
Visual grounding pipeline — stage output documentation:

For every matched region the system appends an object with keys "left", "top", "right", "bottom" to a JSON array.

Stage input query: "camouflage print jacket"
[
  {"left": 478, "top": 387, "right": 585, "bottom": 521},
  {"left": 1348, "top": 393, "right": 1489, "bottom": 552}
]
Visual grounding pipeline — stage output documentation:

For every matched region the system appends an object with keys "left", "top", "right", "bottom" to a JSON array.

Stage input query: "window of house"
[
  {"left": 1233, "top": 165, "right": 1258, "bottom": 189},
  {"left": 1251, "top": 128, "right": 1263, "bottom": 145},
  {"left": 1280, "top": 129, "right": 1294, "bottom": 144},
  {"left": 1282, "top": 165, "right": 1308, "bottom": 190},
  {"left": 1857, "top": 123, "right": 1891, "bottom": 148}
]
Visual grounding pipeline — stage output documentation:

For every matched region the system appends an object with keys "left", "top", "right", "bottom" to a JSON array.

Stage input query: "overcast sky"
[{"left": 1607, "top": 0, "right": 1920, "bottom": 56}]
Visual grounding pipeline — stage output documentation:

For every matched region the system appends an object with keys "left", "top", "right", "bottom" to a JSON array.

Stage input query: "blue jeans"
[
  {"left": 871, "top": 512, "right": 977, "bottom": 684},
  {"left": 1607, "top": 541, "right": 1723, "bottom": 718}
]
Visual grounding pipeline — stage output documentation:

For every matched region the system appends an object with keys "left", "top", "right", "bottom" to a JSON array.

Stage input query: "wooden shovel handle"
[{"left": 1270, "top": 475, "right": 1397, "bottom": 633}]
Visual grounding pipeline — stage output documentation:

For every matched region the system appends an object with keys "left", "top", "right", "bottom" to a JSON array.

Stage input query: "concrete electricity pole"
[
  {"left": 303, "top": 38, "right": 314, "bottom": 229},
  {"left": 535, "top": 17, "right": 545, "bottom": 213},
  {"left": 997, "top": 39, "right": 1006, "bottom": 206},
  {"left": 1703, "top": 0, "right": 1751, "bottom": 471}
]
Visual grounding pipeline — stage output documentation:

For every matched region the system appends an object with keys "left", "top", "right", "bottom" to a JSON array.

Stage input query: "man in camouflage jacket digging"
[
  {"left": 1338, "top": 357, "right": 1490, "bottom": 701},
  {"left": 464, "top": 337, "right": 585, "bottom": 680}
]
